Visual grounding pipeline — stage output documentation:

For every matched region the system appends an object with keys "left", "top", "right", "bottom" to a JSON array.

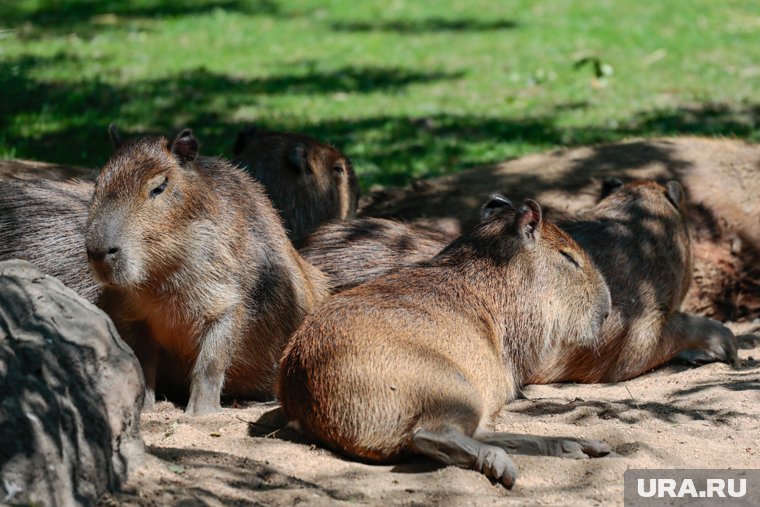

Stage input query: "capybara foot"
[
  {"left": 682, "top": 317, "right": 739, "bottom": 366},
  {"left": 142, "top": 388, "right": 156, "bottom": 413},
  {"left": 559, "top": 438, "right": 613, "bottom": 459},
  {"left": 412, "top": 427, "right": 518, "bottom": 488},
  {"left": 477, "top": 431, "right": 613, "bottom": 459}
]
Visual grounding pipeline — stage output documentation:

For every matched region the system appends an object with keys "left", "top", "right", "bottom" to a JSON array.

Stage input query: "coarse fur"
[
  {"left": 87, "top": 127, "right": 328, "bottom": 415},
  {"left": 0, "top": 179, "right": 101, "bottom": 302},
  {"left": 529, "top": 180, "right": 737, "bottom": 382},
  {"left": 278, "top": 199, "right": 613, "bottom": 487},
  {"left": 300, "top": 218, "right": 450, "bottom": 292},
  {"left": 302, "top": 181, "right": 737, "bottom": 381},
  {"left": 233, "top": 128, "right": 359, "bottom": 246}
]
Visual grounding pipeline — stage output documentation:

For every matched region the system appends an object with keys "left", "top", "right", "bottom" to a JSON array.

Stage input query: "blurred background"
[{"left": 1, "top": 0, "right": 758, "bottom": 188}]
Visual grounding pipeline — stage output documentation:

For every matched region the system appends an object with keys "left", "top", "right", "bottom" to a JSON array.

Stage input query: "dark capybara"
[{"left": 233, "top": 127, "right": 359, "bottom": 246}]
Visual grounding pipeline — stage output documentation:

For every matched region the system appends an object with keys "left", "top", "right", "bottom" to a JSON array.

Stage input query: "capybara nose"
[{"left": 87, "top": 246, "right": 120, "bottom": 263}]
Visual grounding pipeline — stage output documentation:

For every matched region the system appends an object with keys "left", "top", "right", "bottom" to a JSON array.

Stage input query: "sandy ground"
[{"left": 103, "top": 321, "right": 759, "bottom": 506}]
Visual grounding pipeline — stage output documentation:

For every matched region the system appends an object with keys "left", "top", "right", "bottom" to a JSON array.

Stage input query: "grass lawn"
[{"left": 1, "top": 0, "right": 759, "bottom": 188}]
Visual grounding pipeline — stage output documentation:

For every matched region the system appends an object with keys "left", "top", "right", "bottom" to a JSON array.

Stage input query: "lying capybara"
[
  {"left": 299, "top": 218, "right": 450, "bottom": 292},
  {"left": 0, "top": 179, "right": 101, "bottom": 302},
  {"left": 233, "top": 128, "right": 359, "bottom": 245},
  {"left": 0, "top": 159, "right": 95, "bottom": 181},
  {"left": 529, "top": 180, "right": 737, "bottom": 382},
  {"left": 278, "top": 197, "right": 613, "bottom": 488},
  {"left": 300, "top": 181, "right": 737, "bottom": 381},
  {"left": 87, "top": 126, "right": 327, "bottom": 415}
]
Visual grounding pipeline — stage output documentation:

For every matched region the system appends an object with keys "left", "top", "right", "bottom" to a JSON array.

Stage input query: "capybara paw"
[
  {"left": 560, "top": 438, "right": 612, "bottom": 459},
  {"left": 478, "top": 446, "right": 517, "bottom": 488},
  {"left": 184, "top": 400, "right": 222, "bottom": 416},
  {"left": 687, "top": 324, "right": 739, "bottom": 365}
]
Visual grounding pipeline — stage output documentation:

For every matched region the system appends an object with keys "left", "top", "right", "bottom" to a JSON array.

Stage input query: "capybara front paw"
[
  {"left": 184, "top": 399, "right": 222, "bottom": 416},
  {"left": 479, "top": 446, "right": 518, "bottom": 488},
  {"left": 560, "top": 438, "right": 612, "bottom": 459}
]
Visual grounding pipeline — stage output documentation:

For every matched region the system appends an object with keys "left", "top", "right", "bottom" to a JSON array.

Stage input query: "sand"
[{"left": 103, "top": 321, "right": 759, "bottom": 506}]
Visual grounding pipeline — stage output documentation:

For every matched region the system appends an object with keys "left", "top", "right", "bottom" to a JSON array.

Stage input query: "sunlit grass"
[{"left": 1, "top": 0, "right": 759, "bottom": 187}]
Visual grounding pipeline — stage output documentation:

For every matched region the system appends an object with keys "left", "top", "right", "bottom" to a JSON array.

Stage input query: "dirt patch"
[
  {"left": 104, "top": 322, "right": 759, "bottom": 506},
  {"left": 360, "top": 137, "right": 760, "bottom": 321}
]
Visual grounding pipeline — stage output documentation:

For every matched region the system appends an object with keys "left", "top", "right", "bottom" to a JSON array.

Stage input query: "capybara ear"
[
  {"left": 232, "top": 126, "right": 258, "bottom": 156},
  {"left": 287, "top": 143, "right": 312, "bottom": 174},
  {"left": 516, "top": 199, "right": 542, "bottom": 244},
  {"left": 665, "top": 181, "right": 685, "bottom": 209},
  {"left": 601, "top": 178, "right": 624, "bottom": 199},
  {"left": 481, "top": 194, "right": 515, "bottom": 220},
  {"left": 170, "top": 128, "right": 199, "bottom": 165},
  {"left": 108, "top": 124, "right": 123, "bottom": 150}
]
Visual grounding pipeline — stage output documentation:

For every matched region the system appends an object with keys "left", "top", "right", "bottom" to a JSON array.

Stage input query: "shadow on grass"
[
  {"left": 0, "top": 0, "right": 279, "bottom": 38},
  {"left": 330, "top": 17, "right": 518, "bottom": 33},
  {"left": 1, "top": 52, "right": 759, "bottom": 188}
]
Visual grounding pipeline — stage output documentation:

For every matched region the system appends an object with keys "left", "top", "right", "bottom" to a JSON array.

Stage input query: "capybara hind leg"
[
  {"left": 412, "top": 426, "right": 518, "bottom": 488},
  {"left": 185, "top": 314, "right": 235, "bottom": 416},
  {"left": 477, "top": 431, "right": 612, "bottom": 459},
  {"left": 606, "top": 312, "right": 737, "bottom": 382}
]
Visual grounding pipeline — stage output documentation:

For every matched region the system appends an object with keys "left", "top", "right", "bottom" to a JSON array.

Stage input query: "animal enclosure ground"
[
  {"left": 104, "top": 322, "right": 759, "bottom": 506},
  {"left": 2, "top": 1, "right": 760, "bottom": 187}
]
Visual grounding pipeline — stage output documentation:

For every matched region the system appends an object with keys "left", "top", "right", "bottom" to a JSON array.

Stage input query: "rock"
[
  {"left": 0, "top": 260, "right": 144, "bottom": 506},
  {"left": 360, "top": 137, "right": 760, "bottom": 321}
]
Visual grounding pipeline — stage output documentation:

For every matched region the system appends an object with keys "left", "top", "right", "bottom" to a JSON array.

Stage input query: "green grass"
[{"left": 1, "top": 0, "right": 759, "bottom": 187}]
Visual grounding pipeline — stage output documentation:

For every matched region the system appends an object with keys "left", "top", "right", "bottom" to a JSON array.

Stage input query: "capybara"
[
  {"left": 529, "top": 180, "right": 737, "bottom": 383},
  {"left": 87, "top": 126, "right": 327, "bottom": 415},
  {"left": 278, "top": 197, "right": 613, "bottom": 488},
  {"left": 0, "top": 179, "right": 101, "bottom": 302},
  {"left": 300, "top": 182, "right": 737, "bottom": 381},
  {"left": 233, "top": 127, "right": 359, "bottom": 245},
  {"left": 299, "top": 218, "right": 450, "bottom": 292},
  {"left": 0, "top": 128, "right": 349, "bottom": 303}
]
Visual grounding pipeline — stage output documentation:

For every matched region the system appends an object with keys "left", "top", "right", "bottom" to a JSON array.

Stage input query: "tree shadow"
[
  {"left": 330, "top": 18, "right": 518, "bottom": 33},
  {"left": 0, "top": 0, "right": 279, "bottom": 39}
]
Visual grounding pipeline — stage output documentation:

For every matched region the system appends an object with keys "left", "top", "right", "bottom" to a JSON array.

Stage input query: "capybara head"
[
  {"left": 233, "top": 128, "right": 359, "bottom": 243},
  {"left": 473, "top": 195, "right": 611, "bottom": 347},
  {"left": 85, "top": 126, "right": 201, "bottom": 287},
  {"left": 596, "top": 179, "right": 692, "bottom": 302}
]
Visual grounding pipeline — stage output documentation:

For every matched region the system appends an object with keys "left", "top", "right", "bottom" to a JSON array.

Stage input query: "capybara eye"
[
  {"left": 560, "top": 250, "right": 580, "bottom": 268},
  {"left": 333, "top": 163, "right": 345, "bottom": 175},
  {"left": 151, "top": 178, "right": 168, "bottom": 197}
]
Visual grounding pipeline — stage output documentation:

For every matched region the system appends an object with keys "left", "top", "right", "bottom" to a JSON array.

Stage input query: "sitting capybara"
[
  {"left": 233, "top": 127, "right": 360, "bottom": 245},
  {"left": 300, "top": 181, "right": 737, "bottom": 381},
  {"left": 0, "top": 179, "right": 101, "bottom": 302},
  {"left": 87, "top": 127, "right": 327, "bottom": 415},
  {"left": 278, "top": 197, "right": 613, "bottom": 488},
  {"left": 0, "top": 127, "right": 350, "bottom": 303}
]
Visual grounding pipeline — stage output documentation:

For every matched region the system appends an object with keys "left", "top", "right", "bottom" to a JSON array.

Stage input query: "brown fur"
[
  {"left": 233, "top": 128, "right": 359, "bottom": 246},
  {"left": 278, "top": 200, "right": 612, "bottom": 486},
  {"left": 299, "top": 218, "right": 449, "bottom": 292},
  {"left": 530, "top": 181, "right": 737, "bottom": 383},
  {"left": 87, "top": 128, "right": 328, "bottom": 415},
  {"left": 301, "top": 182, "right": 737, "bottom": 382}
]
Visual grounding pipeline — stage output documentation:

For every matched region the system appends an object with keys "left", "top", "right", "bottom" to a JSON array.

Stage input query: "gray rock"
[{"left": 0, "top": 260, "right": 144, "bottom": 506}]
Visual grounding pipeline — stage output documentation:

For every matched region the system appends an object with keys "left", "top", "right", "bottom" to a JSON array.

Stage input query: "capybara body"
[
  {"left": 87, "top": 128, "right": 327, "bottom": 415},
  {"left": 233, "top": 128, "right": 359, "bottom": 245},
  {"left": 529, "top": 180, "right": 737, "bottom": 383},
  {"left": 278, "top": 198, "right": 613, "bottom": 487},
  {"left": 0, "top": 179, "right": 101, "bottom": 302},
  {"left": 300, "top": 218, "right": 450, "bottom": 292},
  {"left": 301, "top": 181, "right": 736, "bottom": 382}
]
